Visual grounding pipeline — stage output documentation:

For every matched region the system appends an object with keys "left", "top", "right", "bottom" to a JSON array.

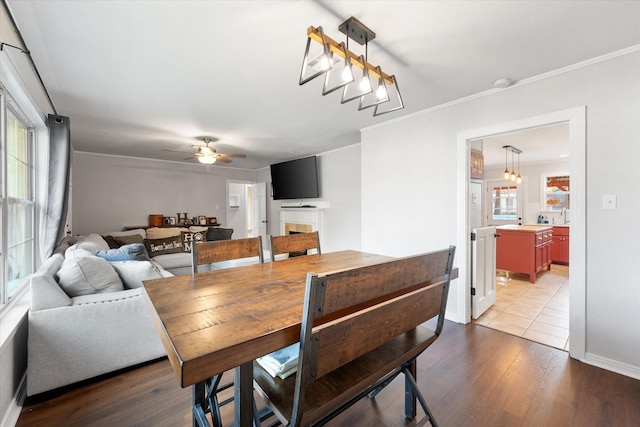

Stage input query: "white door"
[
  {"left": 251, "top": 182, "right": 267, "bottom": 240},
  {"left": 472, "top": 226, "right": 497, "bottom": 319}
]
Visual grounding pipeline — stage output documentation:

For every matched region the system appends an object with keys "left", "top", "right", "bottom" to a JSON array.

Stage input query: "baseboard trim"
[
  {"left": 0, "top": 373, "right": 26, "bottom": 427},
  {"left": 583, "top": 352, "right": 640, "bottom": 381}
]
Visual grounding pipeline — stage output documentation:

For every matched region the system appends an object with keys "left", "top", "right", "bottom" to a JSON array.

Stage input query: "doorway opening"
[
  {"left": 456, "top": 106, "right": 586, "bottom": 360},
  {"left": 226, "top": 180, "right": 268, "bottom": 242}
]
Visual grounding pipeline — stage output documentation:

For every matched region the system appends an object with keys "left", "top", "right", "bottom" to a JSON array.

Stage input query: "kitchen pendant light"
[
  {"left": 516, "top": 152, "right": 523, "bottom": 183},
  {"left": 502, "top": 145, "right": 523, "bottom": 183},
  {"left": 503, "top": 147, "right": 510, "bottom": 180}
]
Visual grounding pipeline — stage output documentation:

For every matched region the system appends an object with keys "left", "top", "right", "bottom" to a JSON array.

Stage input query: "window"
[
  {"left": 491, "top": 185, "right": 518, "bottom": 220},
  {"left": 1, "top": 93, "right": 36, "bottom": 305},
  {"left": 542, "top": 172, "right": 570, "bottom": 211}
]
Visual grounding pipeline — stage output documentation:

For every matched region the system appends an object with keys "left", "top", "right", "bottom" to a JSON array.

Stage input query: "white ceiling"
[{"left": 5, "top": 1, "right": 640, "bottom": 169}]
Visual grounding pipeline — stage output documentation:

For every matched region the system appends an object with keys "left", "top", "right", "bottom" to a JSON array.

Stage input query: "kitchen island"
[{"left": 496, "top": 224, "right": 553, "bottom": 283}]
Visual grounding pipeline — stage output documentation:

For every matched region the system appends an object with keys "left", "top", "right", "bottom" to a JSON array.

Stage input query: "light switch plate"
[{"left": 603, "top": 194, "right": 617, "bottom": 210}]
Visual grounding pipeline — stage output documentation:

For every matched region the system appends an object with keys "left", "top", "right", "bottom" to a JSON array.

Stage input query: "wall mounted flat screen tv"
[{"left": 270, "top": 156, "right": 320, "bottom": 200}]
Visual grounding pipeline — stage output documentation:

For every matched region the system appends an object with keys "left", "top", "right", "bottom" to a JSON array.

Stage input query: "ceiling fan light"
[{"left": 198, "top": 154, "right": 216, "bottom": 165}]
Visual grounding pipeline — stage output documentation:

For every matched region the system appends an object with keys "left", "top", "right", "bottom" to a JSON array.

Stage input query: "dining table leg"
[
  {"left": 234, "top": 361, "right": 256, "bottom": 427},
  {"left": 193, "top": 380, "right": 208, "bottom": 427}
]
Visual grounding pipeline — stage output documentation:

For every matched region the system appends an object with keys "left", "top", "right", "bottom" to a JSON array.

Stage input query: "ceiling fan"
[{"left": 164, "top": 137, "right": 246, "bottom": 165}]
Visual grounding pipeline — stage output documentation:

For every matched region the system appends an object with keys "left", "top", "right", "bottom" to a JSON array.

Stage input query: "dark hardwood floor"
[{"left": 17, "top": 321, "right": 640, "bottom": 426}]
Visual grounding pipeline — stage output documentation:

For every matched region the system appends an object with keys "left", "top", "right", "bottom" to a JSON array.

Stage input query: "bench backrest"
[
  {"left": 191, "top": 237, "right": 264, "bottom": 273},
  {"left": 297, "top": 246, "right": 455, "bottom": 383},
  {"left": 270, "top": 231, "right": 321, "bottom": 261}
]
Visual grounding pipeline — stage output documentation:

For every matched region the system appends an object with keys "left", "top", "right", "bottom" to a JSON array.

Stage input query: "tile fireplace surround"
[{"left": 280, "top": 209, "right": 323, "bottom": 240}]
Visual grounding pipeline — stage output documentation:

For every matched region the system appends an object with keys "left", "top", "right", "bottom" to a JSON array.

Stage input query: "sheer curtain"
[{"left": 42, "top": 114, "right": 71, "bottom": 259}]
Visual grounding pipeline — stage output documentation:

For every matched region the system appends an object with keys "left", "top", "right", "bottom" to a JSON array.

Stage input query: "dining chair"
[
  {"left": 269, "top": 231, "right": 321, "bottom": 262},
  {"left": 190, "top": 237, "right": 264, "bottom": 427},
  {"left": 191, "top": 236, "right": 263, "bottom": 273}
]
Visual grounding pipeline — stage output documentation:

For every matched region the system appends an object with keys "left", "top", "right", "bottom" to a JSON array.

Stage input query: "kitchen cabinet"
[
  {"left": 552, "top": 226, "right": 570, "bottom": 265},
  {"left": 496, "top": 225, "right": 553, "bottom": 284}
]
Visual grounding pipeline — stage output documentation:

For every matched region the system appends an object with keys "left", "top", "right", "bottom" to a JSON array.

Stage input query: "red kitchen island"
[{"left": 496, "top": 224, "right": 553, "bottom": 284}]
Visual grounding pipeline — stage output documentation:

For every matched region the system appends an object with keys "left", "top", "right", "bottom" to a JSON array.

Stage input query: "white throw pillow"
[
  {"left": 57, "top": 246, "right": 124, "bottom": 297},
  {"left": 110, "top": 260, "right": 164, "bottom": 289}
]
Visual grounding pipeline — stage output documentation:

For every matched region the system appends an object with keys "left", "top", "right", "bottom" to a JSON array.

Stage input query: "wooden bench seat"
[{"left": 253, "top": 246, "right": 456, "bottom": 426}]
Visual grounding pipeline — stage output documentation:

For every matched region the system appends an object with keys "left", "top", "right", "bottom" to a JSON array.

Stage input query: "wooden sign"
[{"left": 470, "top": 151, "right": 484, "bottom": 179}]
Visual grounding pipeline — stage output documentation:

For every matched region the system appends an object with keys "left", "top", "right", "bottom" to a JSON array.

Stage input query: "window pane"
[
  {"left": 545, "top": 175, "right": 570, "bottom": 211},
  {"left": 7, "top": 201, "right": 34, "bottom": 298},
  {"left": 4, "top": 107, "right": 35, "bottom": 304},
  {"left": 7, "top": 111, "right": 32, "bottom": 199},
  {"left": 492, "top": 185, "right": 518, "bottom": 220}
]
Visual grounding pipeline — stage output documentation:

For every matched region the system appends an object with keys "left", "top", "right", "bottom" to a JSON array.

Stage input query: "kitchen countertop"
[{"left": 496, "top": 224, "right": 553, "bottom": 232}]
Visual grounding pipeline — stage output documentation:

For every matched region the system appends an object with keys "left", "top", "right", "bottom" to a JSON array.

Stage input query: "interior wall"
[
  {"left": 72, "top": 152, "right": 256, "bottom": 235},
  {"left": 256, "top": 143, "right": 361, "bottom": 253},
  {"left": 362, "top": 50, "right": 640, "bottom": 376}
]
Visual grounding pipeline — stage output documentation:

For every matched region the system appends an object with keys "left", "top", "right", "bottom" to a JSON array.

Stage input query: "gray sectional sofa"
[{"left": 26, "top": 226, "right": 233, "bottom": 396}]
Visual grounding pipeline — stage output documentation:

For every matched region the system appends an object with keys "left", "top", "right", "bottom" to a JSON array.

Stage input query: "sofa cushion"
[
  {"left": 106, "top": 228, "right": 146, "bottom": 238},
  {"left": 181, "top": 231, "right": 207, "bottom": 253},
  {"left": 207, "top": 227, "right": 233, "bottom": 241},
  {"left": 57, "top": 246, "right": 124, "bottom": 297},
  {"left": 75, "top": 234, "right": 110, "bottom": 253},
  {"left": 151, "top": 252, "right": 193, "bottom": 270},
  {"left": 189, "top": 226, "right": 209, "bottom": 233},
  {"left": 144, "top": 235, "right": 184, "bottom": 256},
  {"left": 146, "top": 227, "right": 183, "bottom": 239},
  {"left": 111, "top": 260, "right": 166, "bottom": 289},
  {"left": 96, "top": 243, "right": 150, "bottom": 262}
]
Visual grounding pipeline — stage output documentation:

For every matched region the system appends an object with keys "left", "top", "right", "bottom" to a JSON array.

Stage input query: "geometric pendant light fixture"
[{"left": 299, "top": 17, "right": 404, "bottom": 116}]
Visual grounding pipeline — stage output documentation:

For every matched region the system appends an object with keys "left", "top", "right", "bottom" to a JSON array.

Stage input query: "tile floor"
[{"left": 474, "top": 264, "right": 570, "bottom": 351}]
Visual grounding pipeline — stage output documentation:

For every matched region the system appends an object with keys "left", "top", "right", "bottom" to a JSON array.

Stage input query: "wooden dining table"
[{"left": 142, "top": 250, "right": 394, "bottom": 427}]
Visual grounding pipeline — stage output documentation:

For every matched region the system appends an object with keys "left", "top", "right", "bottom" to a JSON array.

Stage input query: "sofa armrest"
[{"left": 30, "top": 273, "right": 72, "bottom": 311}]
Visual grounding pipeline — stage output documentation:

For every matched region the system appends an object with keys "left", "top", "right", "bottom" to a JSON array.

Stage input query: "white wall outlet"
[{"left": 603, "top": 194, "right": 617, "bottom": 210}]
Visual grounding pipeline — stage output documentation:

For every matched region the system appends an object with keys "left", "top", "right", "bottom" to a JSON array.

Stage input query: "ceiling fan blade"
[
  {"left": 215, "top": 153, "right": 246, "bottom": 158},
  {"left": 216, "top": 157, "right": 232, "bottom": 163},
  {"left": 183, "top": 156, "right": 197, "bottom": 160}
]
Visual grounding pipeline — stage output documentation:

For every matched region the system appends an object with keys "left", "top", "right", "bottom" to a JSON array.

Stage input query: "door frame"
[{"left": 456, "top": 106, "right": 586, "bottom": 360}]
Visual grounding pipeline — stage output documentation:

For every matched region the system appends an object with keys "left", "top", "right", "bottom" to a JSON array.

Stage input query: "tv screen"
[{"left": 270, "top": 156, "right": 320, "bottom": 200}]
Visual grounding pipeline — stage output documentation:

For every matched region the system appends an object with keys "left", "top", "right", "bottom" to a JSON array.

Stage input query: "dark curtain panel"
[{"left": 43, "top": 114, "right": 71, "bottom": 258}]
